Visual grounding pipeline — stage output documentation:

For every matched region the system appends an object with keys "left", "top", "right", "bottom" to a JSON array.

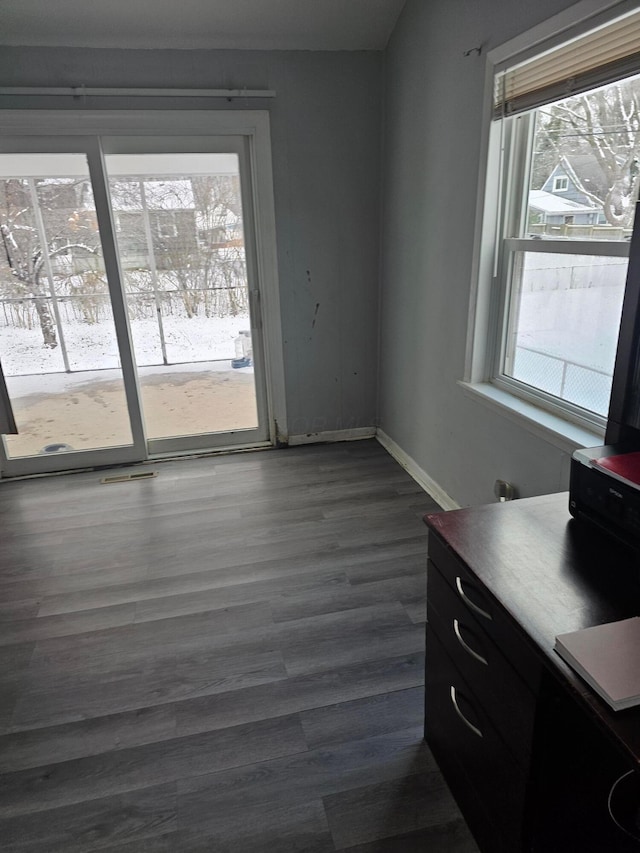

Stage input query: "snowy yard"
[
  {"left": 0, "top": 314, "right": 257, "bottom": 457},
  {"left": 0, "top": 314, "right": 251, "bottom": 377}
]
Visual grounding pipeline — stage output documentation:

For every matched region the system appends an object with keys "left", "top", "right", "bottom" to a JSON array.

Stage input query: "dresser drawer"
[
  {"left": 427, "top": 560, "right": 536, "bottom": 767},
  {"left": 425, "top": 628, "right": 527, "bottom": 852},
  {"left": 427, "top": 532, "right": 541, "bottom": 692}
]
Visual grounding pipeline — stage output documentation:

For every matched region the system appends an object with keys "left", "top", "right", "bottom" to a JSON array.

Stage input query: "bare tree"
[
  {"left": 0, "top": 178, "right": 101, "bottom": 348},
  {"left": 536, "top": 77, "right": 640, "bottom": 227},
  {"left": 0, "top": 171, "right": 249, "bottom": 356},
  {"left": 113, "top": 174, "right": 249, "bottom": 319}
]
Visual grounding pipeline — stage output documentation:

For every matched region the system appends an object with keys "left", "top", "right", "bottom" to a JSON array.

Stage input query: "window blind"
[{"left": 494, "top": 7, "right": 640, "bottom": 118}]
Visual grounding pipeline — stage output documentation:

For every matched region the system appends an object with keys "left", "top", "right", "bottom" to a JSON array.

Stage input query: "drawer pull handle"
[
  {"left": 453, "top": 619, "right": 488, "bottom": 666},
  {"left": 450, "top": 686, "right": 483, "bottom": 738},
  {"left": 455, "top": 576, "right": 492, "bottom": 621}
]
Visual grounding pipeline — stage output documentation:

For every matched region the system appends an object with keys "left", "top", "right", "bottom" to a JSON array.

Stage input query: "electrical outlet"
[{"left": 494, "top": 479, "right": 516, "bottom": 502}]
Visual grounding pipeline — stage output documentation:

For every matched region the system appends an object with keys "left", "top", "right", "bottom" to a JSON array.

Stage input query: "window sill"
[{"left": 458, "top": 381, "right": 603, "bottom": 454}]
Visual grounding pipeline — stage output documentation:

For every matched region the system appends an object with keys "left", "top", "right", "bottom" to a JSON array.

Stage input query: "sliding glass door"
[
  {"left": 0, "top": 114, "right": 281, "bottom": 476},
  {"left": 104, "top": 146, "right": 265, "bottom": 454},
  {"left": 0, "top": 146, "right": 145, "bottom": 473}
]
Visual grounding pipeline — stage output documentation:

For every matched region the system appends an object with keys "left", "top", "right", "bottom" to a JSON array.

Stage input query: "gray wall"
[
  {"left": 2, "top": 4, "right": 600, "bottom": 502},
  {"left": 378, "top": 0, "right": 587, "bottom": 507},
  {"left": 0, "top": 47, "right": 382, "bottom": 439}
]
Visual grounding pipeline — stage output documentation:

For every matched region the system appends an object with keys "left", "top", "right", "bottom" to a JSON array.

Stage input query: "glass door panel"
[
  {"left": 0, "top": 127, "right": 275, "bottom": 475},
  {"left": 105, "top": 152, "right": 260, "bottom": 444},
  {"left": 0, "top": 153, "right": 135, "bottom": 461}
]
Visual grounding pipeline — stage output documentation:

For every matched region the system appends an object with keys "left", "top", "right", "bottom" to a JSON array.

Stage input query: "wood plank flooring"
[{"left": 0, "top": 439, "right": 479, "bottom": 852}]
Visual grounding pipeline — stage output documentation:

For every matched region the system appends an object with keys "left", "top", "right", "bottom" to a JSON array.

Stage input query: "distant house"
[
  {"left": 110, "top": 179, "right": 197, "bottom": 268},
  {"left": 110, "top": 178, "right": 242, "bottom": 270},
  {"left": 541, "top": 154, "right": 607, "bottom": 223},
  {"left": 33, "top": 172, "right": 243, "bottom": 280},
  {"left": 525, "top": 153, "right": 617, "bottom": 236},
  {"left": 528, "top": 189, "right": 600, "bottom": 227}
]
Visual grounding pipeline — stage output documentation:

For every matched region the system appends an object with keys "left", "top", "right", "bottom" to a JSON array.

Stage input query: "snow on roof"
[{"left": 528, "top": 190, "right": 599, "bottom": 215}]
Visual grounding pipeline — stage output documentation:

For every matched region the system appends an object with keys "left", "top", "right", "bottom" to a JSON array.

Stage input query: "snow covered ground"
[
  {"left": 0, "top": 314, "right": 251, "bottom": 377},
  {"left": 510, "top": 256, "right": 627, "bottom": 415}
]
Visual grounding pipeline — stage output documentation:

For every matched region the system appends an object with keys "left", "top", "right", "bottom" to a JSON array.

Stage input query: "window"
[
  {"left": 475, "top": 6, "right": 640, "bottom": 433},
  {"left": 155, "top": 213, "right": 179, "bottom": 240}
]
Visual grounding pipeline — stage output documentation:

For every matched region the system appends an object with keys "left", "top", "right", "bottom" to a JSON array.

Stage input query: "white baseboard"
[
  {"left": 376, "top": 429, "right": 460, "bottom": 511},
  {"left": 288, "top": 427, "right": 377, "bottom": 446}
]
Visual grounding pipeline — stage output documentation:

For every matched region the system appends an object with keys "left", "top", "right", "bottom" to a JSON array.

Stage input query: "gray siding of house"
[
  {"left": 378, "top": 0, "right": 585, "bottom": 507},
  {"left": 0, "top": 47, "right": 383, "bottom": 441},
  {"left": 542, "top": 165, "right": 591, "bottom": 207},
  {"left": 544, "top": 215, "right": 597, "bottom": 225}
]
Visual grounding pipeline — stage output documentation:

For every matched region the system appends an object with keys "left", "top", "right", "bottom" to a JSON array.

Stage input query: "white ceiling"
[{"left": 0, "top": 0, "right": 407, "bottom": 50}]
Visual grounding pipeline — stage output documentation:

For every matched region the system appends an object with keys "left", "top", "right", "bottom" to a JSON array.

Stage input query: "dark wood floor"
[{"left": 0, "top": 439, "right": 479, "bottom": 852}]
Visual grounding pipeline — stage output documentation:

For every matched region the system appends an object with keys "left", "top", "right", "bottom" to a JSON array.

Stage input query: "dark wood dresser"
[{"left": 424, "top": 492, "right": 640, "bottom": 852}]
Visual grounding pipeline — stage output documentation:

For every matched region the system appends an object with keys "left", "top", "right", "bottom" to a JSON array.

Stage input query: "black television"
[
  {"left": 569, "top": 201, "right": 640, "bottom": 545},
  {"left": 605, "top": 200, "right": 640, "bottom": 447}
]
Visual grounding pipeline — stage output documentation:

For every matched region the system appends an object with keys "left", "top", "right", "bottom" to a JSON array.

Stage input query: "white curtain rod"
[{"left": 0, "top": 87, "right": 276, "bottom": 98}]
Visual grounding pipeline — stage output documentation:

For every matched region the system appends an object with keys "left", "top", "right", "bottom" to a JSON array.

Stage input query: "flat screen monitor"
[{"left": 606, "top": 201, "right": 640, "bottom": 446}]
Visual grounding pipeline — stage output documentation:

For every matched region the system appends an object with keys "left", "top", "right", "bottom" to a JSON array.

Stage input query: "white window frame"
[
  {"left": 553, "top": 175, "right": 569, "bottom": 192},
  {"left": 464, "top": 0, "right": 640, "bottom": 452}
]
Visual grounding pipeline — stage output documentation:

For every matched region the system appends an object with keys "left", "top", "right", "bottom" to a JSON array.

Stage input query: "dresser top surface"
[{"left": 425, "top": 492, "right": 640, "bottom": 762}]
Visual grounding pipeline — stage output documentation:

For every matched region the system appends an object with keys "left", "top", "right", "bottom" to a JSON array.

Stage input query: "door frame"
[{"left": 0, "top": 110, "right": 287, "bottom": 476}]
